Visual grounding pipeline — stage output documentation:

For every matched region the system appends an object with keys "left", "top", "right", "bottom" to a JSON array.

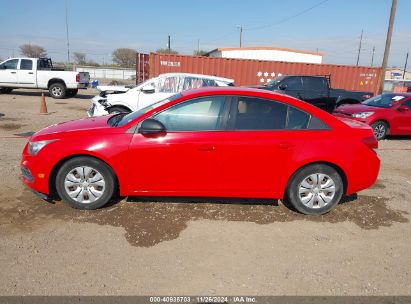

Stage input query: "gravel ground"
[{"left": 0, "top": 89, "right": 410, "bottom": 296}]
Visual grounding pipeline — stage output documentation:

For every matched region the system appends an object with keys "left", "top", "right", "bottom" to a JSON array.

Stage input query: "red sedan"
[
  {"left": 334, "top": 93, "right": 411, "bottom": 140},
  {"left": 21, "top": 87, "right": 380, "bottom": 215}
]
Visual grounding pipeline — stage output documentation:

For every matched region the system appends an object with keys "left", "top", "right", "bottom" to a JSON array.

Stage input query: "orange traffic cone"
[{"left": 39, "top": 93, "right": 48, "bottom": 114}]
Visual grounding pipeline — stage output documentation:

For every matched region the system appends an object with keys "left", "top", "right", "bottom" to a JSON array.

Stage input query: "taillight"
[
  {"left": 76, "top": 73, "right": 80, "bottom": 82},
  {"left": 363, "top": 136, "right": 378, "bottom": 151}
]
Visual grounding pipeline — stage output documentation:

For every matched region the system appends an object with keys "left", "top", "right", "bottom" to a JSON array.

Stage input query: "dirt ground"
[{"left": 0, "top": 88, "right": 410, "bottom": 296}]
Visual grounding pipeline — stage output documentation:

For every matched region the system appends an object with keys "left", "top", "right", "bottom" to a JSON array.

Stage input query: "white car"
[
  {"left": 0, "top": 57, "right": 89, "bottom": 98},
  {"left": 87, "top": 73, "right": 235, "bottom": 116}
]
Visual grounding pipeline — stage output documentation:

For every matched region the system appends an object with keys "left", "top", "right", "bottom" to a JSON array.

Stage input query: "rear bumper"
[
  {"left": 346, "top": 149, "right": 380, "bottom": 195},
  {"left": 77, "top": 83, "right": 89, "bottom": 89}
]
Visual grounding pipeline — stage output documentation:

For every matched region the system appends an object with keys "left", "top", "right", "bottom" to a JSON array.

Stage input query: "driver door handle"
[
  {"left": 277, "top": 142, "right": 294, "bottom": 149},
  {"left": 10, "top": 71, "right": 16, "bottom": 74}
]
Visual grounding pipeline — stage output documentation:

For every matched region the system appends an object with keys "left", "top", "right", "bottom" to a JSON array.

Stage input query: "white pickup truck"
[{"left": 0, "top": 57, "right": 89, "bottom": 98}]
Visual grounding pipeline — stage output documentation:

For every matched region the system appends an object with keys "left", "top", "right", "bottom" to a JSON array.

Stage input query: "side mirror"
[
  {"left": 141, "top": 84, "right": 155, "bottom": 94},
  {"left": 138, "top": 118, "right": 166, "bottom": 135},
  {"left": 278, "top": 83, "right": 287, "bottom": 90},
  {"left": 397, "top": 105, "right": 409, "bottom": 112}
]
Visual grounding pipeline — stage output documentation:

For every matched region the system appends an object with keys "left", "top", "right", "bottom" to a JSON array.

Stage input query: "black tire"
[
  {"left": 108, "top": 106, "right": 131, "bottom": 114},
  {"left": 0, "top": 88, "right": 13, "bottom": 94},
  {"left": 285, "top": 164, "right": 344, "bottom": 215},
  {"left": 66, "top": 89, "right": 78, "bottom": 98},
  {"left": 55, "top": 156, "right": 116, "bottom": 210},
  {"left": 49, "top": 82, "right": 67, "bottom": 99},
  {"left": 371, "top": 121, "right": 389, "bottom": 140}
]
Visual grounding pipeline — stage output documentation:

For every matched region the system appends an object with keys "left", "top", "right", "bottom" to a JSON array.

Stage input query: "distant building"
[
  {"left": 207, "top": 47, "right": 323, "bottom": 64},
  {"left": 385, "top": 68, "right": 411, "bottom": 80}
]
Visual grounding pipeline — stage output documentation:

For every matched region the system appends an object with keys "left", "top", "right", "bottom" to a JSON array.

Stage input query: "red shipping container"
[{"left": 148, "top": 53, "right": 382, "bottom": 94}]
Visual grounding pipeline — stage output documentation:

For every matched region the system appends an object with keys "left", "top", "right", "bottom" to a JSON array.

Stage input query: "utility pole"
[
  {"left": 371, "top": 46, "right": 375, "bottom": 67},
  {"left": 197, "top": 39, "right": 200, "bottom": 54},
  {"left": 379, "top": 0, "right": 397, "bottom": 94},
  {"left": 237, "top": 25, "right": 243, "bottom": 48},
  {"left": 403, "top": 52, "right": 409, "bottom": 80},
  {"left": 356, "top": 29, "right": 363, "bottom": 66},
  {"left": 65, "top": 0, "right": 70, "bottom": 64},
  {"left": 168, "top": 35, "right": 171, "bottom": 52}
]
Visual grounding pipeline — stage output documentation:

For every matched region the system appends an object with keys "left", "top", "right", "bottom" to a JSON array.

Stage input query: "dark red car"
[
  {"left": 334, "top": 93, "right": 411, "bottom": 140},
  {"left": 21, "top": 87, "right": 380, "bottom": 215}
]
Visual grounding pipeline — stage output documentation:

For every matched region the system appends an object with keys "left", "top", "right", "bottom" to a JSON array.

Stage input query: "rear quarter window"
[{"left": 307, "top": 116, "right": 330, "bottom": 130}]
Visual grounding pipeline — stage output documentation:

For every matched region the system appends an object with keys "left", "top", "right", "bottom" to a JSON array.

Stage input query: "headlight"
[
  {"left": 28, "top": 140, "right": 57, "bottom": 155},
  {"left": 352, "top": 112, "right": 374, "bottom": 119},
  {"left": 98, "top": 99, "right": 107, "bottom": 106}
]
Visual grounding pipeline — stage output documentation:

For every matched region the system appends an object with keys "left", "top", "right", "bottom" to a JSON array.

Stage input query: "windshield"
[
  {"left": 265, "top": 76, "right": 285, "bottom": 87},
  {"left": 362, "top": 94, "right": 406, "bottom": 108},
  {"left": 116, "top": 93, "right": 183, "bottom": 127}
]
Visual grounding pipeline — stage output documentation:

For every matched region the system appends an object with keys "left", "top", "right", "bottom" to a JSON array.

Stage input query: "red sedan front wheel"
[{"left": 56, "top": 156, "right": 116, "bottom": 209}]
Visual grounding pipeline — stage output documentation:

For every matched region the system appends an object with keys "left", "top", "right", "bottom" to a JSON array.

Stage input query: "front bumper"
[
  {"left": 333, "top": 113, "right": 373, "bottom": 125},
  {"left": 87, "top": 101, "right": 109, "bottom": 117}
]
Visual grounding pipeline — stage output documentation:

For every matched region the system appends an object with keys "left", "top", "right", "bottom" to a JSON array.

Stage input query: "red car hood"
[
  {"left": 33, "top": 115, "right": 112, "bottom": 137},
  {"left": 334, "top": 104, "right": 383, "bottom": 115}
]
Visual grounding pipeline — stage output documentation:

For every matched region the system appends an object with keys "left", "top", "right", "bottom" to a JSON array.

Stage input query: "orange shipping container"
[{"left": 148, "top": 53, "right": 382, "bottom": 93}]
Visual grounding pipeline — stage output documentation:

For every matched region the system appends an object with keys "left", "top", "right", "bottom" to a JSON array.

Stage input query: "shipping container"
[
  {"left": 136, "top": 53, "right": 150, "bottom": 84},
  {"left": 146, "top": 53, "right": 382, "bottom": 94}
]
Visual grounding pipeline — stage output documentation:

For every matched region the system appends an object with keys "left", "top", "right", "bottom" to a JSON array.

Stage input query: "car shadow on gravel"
[{"left": 0, "top": 188, "right": 408, "bottom": 248}]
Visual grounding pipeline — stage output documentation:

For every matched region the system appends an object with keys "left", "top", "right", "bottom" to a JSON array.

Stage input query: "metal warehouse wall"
[{"left": 148, "top": 53, "right": 382, "bottom": 93}]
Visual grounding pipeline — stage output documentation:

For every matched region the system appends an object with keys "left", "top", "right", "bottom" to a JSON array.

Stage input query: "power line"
[{"left": 246, "top": 0, "right": 330, "bottom": 31}]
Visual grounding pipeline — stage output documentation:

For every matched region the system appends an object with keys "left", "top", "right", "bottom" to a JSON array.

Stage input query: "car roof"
[
  {"left": 180, "top": 86, "right": 286, "bottom": 97},
  {"left": 381, "top": 92, "right": 411, "bottom": 97},
  {"left": 158, "top": 73, "right": 234, "bottom": 83}
]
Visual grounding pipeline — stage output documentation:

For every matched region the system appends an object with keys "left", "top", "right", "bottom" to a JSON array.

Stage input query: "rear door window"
[
  {"left": 229, "top": 97, "right": 329, "bottom": 131},
  {"left": 231, "top": 97, "right": 288, "bottom": 130},
  {"left": 20, "top": 59, "right": 33, "bottom": 70},
  {"left": 287, "top": 106, "right": 310, "bottom": 129},
  {"left": 282, "top": 77, "right": 303, "bottom": 90},
  {"left": 302, "top": 77, "right": 328, "bottom": 91}
]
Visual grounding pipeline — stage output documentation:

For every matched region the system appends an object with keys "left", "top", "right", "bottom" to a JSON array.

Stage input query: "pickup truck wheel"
[
  {"left": 285, "top": 164, "right": 343, "bottom": 215},
  {"left": 49, "top": 83, "right": 66, "bottom": 99},
  {"left": 108, "top": 106, "right": 130, "bottom": 114},
  {"left": 67, "top": 89, "right": 78, "bottom": 98},
  {"left": 371, "top": 121, "right": 389, "bottom": 140}
]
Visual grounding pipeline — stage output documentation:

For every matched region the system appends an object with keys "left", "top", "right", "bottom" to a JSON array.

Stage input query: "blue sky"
[{"left": 0, "top": 0, "right": 410, "bottom": 67}]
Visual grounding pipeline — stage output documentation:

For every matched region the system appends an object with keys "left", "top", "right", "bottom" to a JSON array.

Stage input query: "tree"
[
  {"left": 73, "top": 52, "right": 87, "bottom": 65},
  {"left": 194, "top": 50, "right": 209, "bottom": 56},
  {"left": 112, "top": 48, "right": 136, "bottom": 67},
  {"left": 19, "top": 44, "right": 47, "bottom": 58},
  {"left": 156, "top": 48, "right": 179, "bottom": 54}
]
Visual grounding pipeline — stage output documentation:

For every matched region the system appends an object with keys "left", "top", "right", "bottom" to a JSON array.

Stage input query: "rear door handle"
[
  {"left": 277, "top": 142, "right": 294, "bottom": 149},
  {"left": 198, "top": 144, "right": 216, "bottom": 151}
]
